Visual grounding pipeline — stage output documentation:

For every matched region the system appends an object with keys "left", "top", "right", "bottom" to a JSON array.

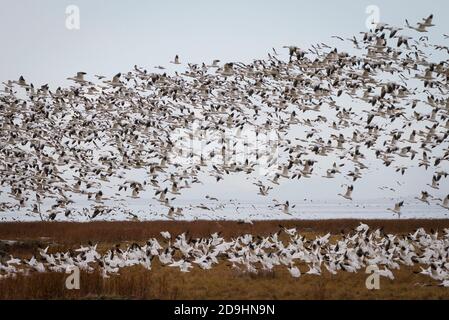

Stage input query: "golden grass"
[
  {"left": 1, "top": 219, "right": 449, "bottom": 244},
  {"left": 1, "top": 261, "right": 449, "bottom": 300},
  {"left": 1, "top": 219, "right": 449, "bottom": 300}
]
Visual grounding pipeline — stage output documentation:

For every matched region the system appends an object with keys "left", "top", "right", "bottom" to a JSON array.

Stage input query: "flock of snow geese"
[
  {"left": 1, "top": 223, "right": 449, "bottom": 288},
  {"left": 0, "top": 14, "right": 449, "bottom": 220}
]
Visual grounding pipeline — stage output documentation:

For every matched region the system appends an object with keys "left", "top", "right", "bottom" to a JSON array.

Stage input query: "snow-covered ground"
[{"left": 1, "top": 197, "right": 447, "bottom": 222}]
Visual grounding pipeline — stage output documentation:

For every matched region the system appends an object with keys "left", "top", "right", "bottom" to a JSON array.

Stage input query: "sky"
[
  {"left": 1, "top": 0, "right": 448, "bottom": 87},
  {"left": 0, "top": 1, "right": 448, "bottom": 214}
]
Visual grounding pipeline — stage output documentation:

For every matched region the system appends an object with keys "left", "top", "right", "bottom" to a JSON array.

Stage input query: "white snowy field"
[{"left": 1, "top": 197, "right": 447, "bottom": 222}]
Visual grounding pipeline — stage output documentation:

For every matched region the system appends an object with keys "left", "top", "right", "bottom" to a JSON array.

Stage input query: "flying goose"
[
  {"left": 208, "top": 59, "right": 220, "bottom": 68},
  {"left": 405, "top": 19, "right": 430, "bottom": 33},
  {"left": 387, "top": 201, "right": 404, "bottom": 218},
  {"left": 427, "top": 175, "right": 441, "bottom": 190},
  {"left": 170, "top": 55, "right": 181, "bottom": 64},
  {"left": 338, "top": 185, "right": 353, "bottom": 200},
  {"left": 103, "top": 73, "right": 124, "bottom": 87},
  {"left": 13, "top": 76, "right": 30, "bottom": 88},
  {"left": 437, "top": 195, "right": 449, "bottom": 210},
  {"left": 415, "top": 191, "right": 431, "bottom": 204},
  {"left": 67, "top": 72, "right": 88, "bottom": 84}
]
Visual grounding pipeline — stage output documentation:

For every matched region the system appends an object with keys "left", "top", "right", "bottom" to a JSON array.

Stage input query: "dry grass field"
[{"left": 1, "top": 219, "right": 449, "bottom": 300}]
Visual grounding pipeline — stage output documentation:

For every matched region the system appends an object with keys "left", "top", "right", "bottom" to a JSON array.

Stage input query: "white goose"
[
  {"left": 67, "top": 72, "right": 88, "bottom": 84},
  {"left": 170, "top": 55, "right": 181, "bottom": 64},
  {"left": 415, "top": 191, "right": 431, "bottom": 205},
  {"left": 437, "top": 195, "right": 449, "bottom": 210},
  {"left": 288, "top": 264, "right": 301, "bottom": 278},
  {"left": 387, "top": 201, "right": 404, "bottom": 218},
  {"left": 103, "top": 73, "right": 124, "bottom": 87},
  {"left": 338, "top": 185, "right": 353, "bottom": 200}
]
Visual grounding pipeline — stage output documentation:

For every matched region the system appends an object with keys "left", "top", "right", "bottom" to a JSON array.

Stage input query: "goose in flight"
[
  {"left": 170, "top": 182, "right": 181, "bottom": 195},
  {"left": 437, "top": 195, "right": 449, "bottom": 210},
  {"left": 421, "top": 14, "right": 435, "bottom": 27},
  {"left": 274, "top": 200, "right": 293, "bottom": 215},
  {"left": 322, "top": 169, "right": 336, "bottom": 179},
  {"left": 415, "top": 191, "right": 431, "bottom": 205},
  {"left": 306, "top": 264, "right": 322, "bottom": 276},
  {"left": 208, "top": 59, "right": 220, "bottom": 68},
  {"left": 167, "top": 207, "right": 175, "bottom": 219},
  {"left": 67, "top": 72, "right": 88, "bottom": 84},
  {"left": 13, "top": 76, "right": 30, "bottom": 88},
  {"left": 205, "top": 195, "right": 219, "bottom": 201},
  {"left": 219, "top": 62, "right": 234, "bottom": 76},
  {"left": 103, "top": 73, "right": 123, "bottom": 87},
  {"left": 331, "top": 35, "right": 344, "bottom": 41},
  {"left": 283, "top": 45, "right": 298, "bottom": 60},
  {"left": 427, "top": 175, "right": 441, "bottom": 190},
  {"left": 268, "top": 173, "right": 281, "bottom": 185},
  {"left": 338, "top": 185, "right": 353, "bottom": 200},
  {"left": 257, "top": 185, "right": 272, "bottom": 196},
  {"left": 387, "top": 201, "right": 404, "bottom": 218},
  {"left": 279, "top": 225, "right": 297, "bottom": 237},
  {"left": 386, "top": 26, "right": 403, "bottom": 38},
  {"left": 1, "top": 80, "right": 14, "bottom": 88},
  {"left": 170, "top": 55, "right": 181, "bottom": 64},
  {"left": 396, "top": 35, "right": 412, "bottom": 48},
  {"left": 405, "top": 18, "right": 430, "bottom": 33}
]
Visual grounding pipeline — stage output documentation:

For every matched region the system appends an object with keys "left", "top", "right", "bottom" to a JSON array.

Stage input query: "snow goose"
[
  {"left": 387, "top": 201, "right": 404, "bottom": 218},
  {"left": 437, "top": 195, "right": 449, "bottom": 210},
  {"left": 67, "top": 72, "right": 88, "bottom": 84},
  {"left": 338, "top": 185, "right": 353, "bottom": 200},
  {"left": 170, "top": 55, "right": 181, "bottom": 64},
  {"left": 288, "top": 264, "right": 301, "bottom": 278}
]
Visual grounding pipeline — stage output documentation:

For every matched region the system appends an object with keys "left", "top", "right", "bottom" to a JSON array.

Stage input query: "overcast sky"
[
  {"left": 1, "top": 1, "right": 448, "bottom": 206},
  {"left": 1, "top": 0, "right": 448, "bottom": 87}
]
